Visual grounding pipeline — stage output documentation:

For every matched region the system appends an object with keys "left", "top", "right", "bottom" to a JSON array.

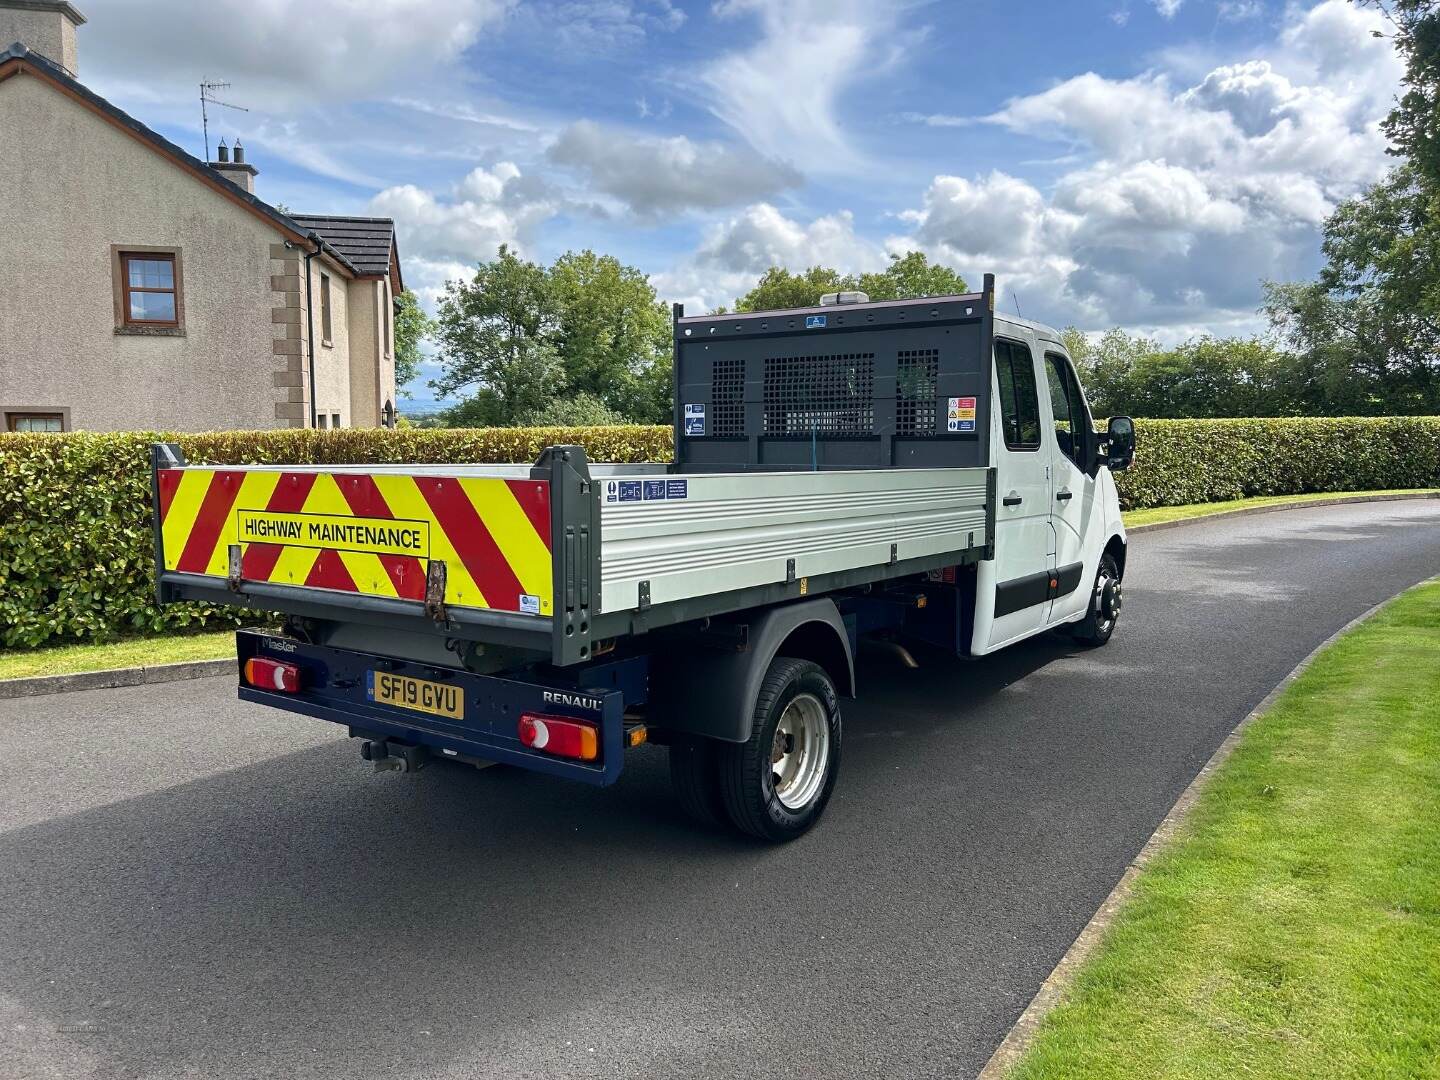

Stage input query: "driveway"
[{"left": 3, "top": 500, "right": 1439, "bottom": 1080}]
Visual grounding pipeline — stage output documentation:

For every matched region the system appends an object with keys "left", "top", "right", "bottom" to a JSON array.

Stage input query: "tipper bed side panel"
[
  {"left": 155, "top": 465, "right": 554, "bottom": 616},
  {"left": 597, "top": 467, "right": 991, "bottom": 614}
]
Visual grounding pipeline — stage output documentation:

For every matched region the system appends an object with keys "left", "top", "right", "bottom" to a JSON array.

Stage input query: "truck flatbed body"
[{"left": 153, "top": 449, "right": 993, "bottom": 665}]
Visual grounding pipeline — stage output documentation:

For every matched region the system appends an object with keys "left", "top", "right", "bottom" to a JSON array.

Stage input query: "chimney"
[
  {"left": 210, "top": 137, "right": 257, "bottom": 195},
  {"left": 0, "top": 1, "right": 86, "bottom": 76}
]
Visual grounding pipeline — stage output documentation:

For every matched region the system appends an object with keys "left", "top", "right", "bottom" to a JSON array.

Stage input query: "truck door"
[
  {"left": 1042, "top": 349, "right": 1099, "bottom": 625},
  {"left": 983, "top": 336, "right": 1055, "bottom": 650}
]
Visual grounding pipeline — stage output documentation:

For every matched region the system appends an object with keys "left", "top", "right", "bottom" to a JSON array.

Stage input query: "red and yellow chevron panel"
[{"left": 156, "top": 468, "right": 553, "bottom": 616}]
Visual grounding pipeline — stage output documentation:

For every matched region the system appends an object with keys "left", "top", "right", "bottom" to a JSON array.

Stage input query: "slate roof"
[
  {"left": 289, "top": 216, "right": 401, "bottom": 288},
  {"left": 0, "top": 41, "right": 373, "bottom": 279}
]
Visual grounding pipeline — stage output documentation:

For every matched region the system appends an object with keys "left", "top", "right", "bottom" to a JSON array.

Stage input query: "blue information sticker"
[
  {"left": 947, "top": 419, "right": 976, "bottom": 433},
  {"left": 683, "top": 403, "right": 706, "bottom": 437},
  {"left": 666, "top": 478, "right": 688, "bottom": 500},
  {"left": 643, "top": 479, "right": 667, "bottom": 501},
  {"left": 805, "top": 314, "right": 827, "bottom": 329},
  {"left": 618, "top": 480, "right": 643, "bottom": 503}
]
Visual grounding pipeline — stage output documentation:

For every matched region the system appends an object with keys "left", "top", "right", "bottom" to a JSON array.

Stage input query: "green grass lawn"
[
  {"left": 1123, "top": 488, "right": 1437, "bottom": 529},
  {"left": 0, "top": 630, "right": 237, "bottom": 680},
  {"left": 1007, "top": 579, "right": 1440, "bottom": 1080}
]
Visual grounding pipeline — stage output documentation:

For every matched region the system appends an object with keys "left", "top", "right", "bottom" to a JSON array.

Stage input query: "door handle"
[
  {"left": 1002, "top": 493, "right": 1023, "bottom": 507},
  {"left": 1056, "top": 489, "right": 1073, "bottom": 502}
]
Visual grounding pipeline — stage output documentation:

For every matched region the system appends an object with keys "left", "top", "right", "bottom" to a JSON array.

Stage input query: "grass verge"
[
  {"left": 1122, "top": 488, "right": 1437, "bottom": 529},
  {"left": 1006, "top": 579, "right": 1440, "bottom": 1080},
  {"left": 0, "top": 630, "right": 236, "bottom": 680}
]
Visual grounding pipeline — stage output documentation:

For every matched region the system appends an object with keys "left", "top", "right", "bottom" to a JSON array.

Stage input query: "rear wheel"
[
  {"left": 669, "top": 736, "right": 727, "bottom": 828},
  {"left": 718, "top": 657, "right": 841, "bottom": 842},
  {"left": 1070, "top": 552, "right": 1122, "bottom": 647}
]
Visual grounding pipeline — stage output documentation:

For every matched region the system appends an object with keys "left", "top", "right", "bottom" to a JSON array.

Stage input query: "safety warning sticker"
[
  {"left": 947, "top": 395, "right": 977, "bottom": 433},
  {"left": 683, "top": 403, "right": 706, "bottom": 437}
]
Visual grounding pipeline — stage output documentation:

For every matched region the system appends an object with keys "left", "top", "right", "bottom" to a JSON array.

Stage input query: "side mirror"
[{"left": 1106, "top": 416, "right": 1135, "bottom": 472}]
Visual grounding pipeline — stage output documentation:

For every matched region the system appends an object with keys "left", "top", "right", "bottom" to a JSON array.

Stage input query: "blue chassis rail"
[{"left": 236, "top": 630, "right": 634, "bottom": 786}]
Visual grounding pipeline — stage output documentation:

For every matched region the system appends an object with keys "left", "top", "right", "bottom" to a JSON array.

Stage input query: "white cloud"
[
  {"left": 898, "top": 0, "right": 1402, "bottom": 332},
  {"left": 652, "top": 202, "right": 888, "bottom": 311},
  {"left": 1217, "top": 1, "right": 1264, "bottom": 22},
  {"left": 700, "top": 0, "right": 918, "bottom": 172},
  {"left": 546, "top": 121, "right": 802, "bottom": 217},
  {"left": 82, "top": 0, "right": 511, "bottom": 109},
  {"left": 369, "top": 162, "right": 560, "bottom": 268},
  {"left": 1152, "top": 0, "right": 1184, "bottom": 17},
  {"left": 515, "top": 0, "right": 685, "bottom": 52}
]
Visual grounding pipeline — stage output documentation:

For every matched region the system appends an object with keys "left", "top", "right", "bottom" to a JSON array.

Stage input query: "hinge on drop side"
[{"left": 425, "top": 560, "right": 448, "bottom": 622}]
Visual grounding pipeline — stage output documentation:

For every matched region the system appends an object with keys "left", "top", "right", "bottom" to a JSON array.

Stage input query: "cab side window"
[
  {"left": 1044, "top": 352, "right": 1091, "bottom": 470},
  {"left": 995, "top": 340, "right": 1041, "bottom": 451}
]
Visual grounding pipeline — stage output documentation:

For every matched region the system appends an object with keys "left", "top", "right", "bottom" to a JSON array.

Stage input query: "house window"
[
  {"left": 112, "top": 247, "right": 184, "bottom": 333},
  {"left": 7, "top": 412, "right": 66, "bottom": 432},
  {"left": 332, "top": 412, "right": 341, "bottom": 429},
  {"left": 317, "top": 413, "right": 328, "bottom": 430},
  {"left": 320, "top": 272, "right": 333, "bottom": 345}
]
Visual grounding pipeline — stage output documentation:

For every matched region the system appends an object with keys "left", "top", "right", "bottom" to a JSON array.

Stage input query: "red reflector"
[
  {"left": 244, "top": 657, "right": 301, "bottom": 693},
  {"left": 518, "top": 713, "right": 598, "bottom": 761}
]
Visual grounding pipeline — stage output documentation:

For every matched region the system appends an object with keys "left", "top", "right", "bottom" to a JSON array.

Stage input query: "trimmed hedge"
[
  {"left": 0, "top": 426, "right": 671, "bottom": 648},
  {"left": 1, "top": 418, "right": 1436, "bottom": 648}
]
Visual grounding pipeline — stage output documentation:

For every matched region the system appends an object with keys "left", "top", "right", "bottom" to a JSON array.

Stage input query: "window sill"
[
  {"left": 322, "top": 340, "right": 334, "bottom": 349},
  {"left": 115, "top": 325, "right": 185, "bottom": 338}
]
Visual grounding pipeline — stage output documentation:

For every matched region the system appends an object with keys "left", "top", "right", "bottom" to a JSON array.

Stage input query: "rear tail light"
[
  {"left": 518, "top": 713, "right": 598, "bottom": 761},
  {"left": 244, "top": 657, "right": 301, "bottom": 693}
]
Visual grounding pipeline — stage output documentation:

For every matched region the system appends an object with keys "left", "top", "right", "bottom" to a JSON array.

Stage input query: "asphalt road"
[{"left": 3, "top": 500, "right": 1439, "bottom": 1080}]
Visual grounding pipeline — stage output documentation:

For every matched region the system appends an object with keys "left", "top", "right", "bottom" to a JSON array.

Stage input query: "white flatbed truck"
[{"left": 150, "top": 276, "right": 1135, "bottom": 840}]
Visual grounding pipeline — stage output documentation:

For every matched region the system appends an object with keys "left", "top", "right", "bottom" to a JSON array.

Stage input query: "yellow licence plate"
[{"left": 367, "top": 671, "right": 464, "bottom": 720}]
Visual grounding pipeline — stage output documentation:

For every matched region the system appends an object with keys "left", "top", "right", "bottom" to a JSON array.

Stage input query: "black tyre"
[
  {"left": 1069, "top": 552, "right": 1122, "bottom": 647},
  {"left": 669, "top": 736, "right": 727, "bottom": 828},
  {"left": 718, "top": 657, "right": 841, "bottom": 842}
]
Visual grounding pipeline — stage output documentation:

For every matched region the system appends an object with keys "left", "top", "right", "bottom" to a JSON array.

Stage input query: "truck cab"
[{"left": 977, "top": 316, "right": 1130, "bottom": 654}]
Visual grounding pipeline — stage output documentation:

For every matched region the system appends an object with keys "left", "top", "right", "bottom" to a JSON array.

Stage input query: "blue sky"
[{"left": 75, "top": 0, "right": 1403, "bottom": 405}]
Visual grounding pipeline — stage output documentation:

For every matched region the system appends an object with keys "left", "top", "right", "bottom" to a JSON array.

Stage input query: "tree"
[
  {"left": 1362, "top": 1, "right": 1440, "bottom": 184},
  {"left": 547, "top": 250, "right": 672, "bottom": 423},
  {"left": 431, "top": 245, "right": 560, "bottom": 427},
  {"left": 1062, "top": 327, "right": 1156, "bottom": 417},
  {"left": 430, "top": 246, "right": 672, "bottom": 426},
  {"left": 734, "top": 266, "right": 855, "bottom": 312},
  {"left": 1263, "top": 3, "right": 1440, "bottom": 415},
  {"left": 392, "top": 288, "right": 431, "bottom": 396},
  {"left": 859, "top": 251, "right": 967, "bottom": 300},
  {"left": 732, "top": 252, "right": 967, "bottom": 311}
]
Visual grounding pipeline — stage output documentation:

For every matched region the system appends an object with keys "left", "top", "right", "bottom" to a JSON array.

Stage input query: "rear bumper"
[{"left": 236, "top": 630, "right": 629, "bottom": 786}]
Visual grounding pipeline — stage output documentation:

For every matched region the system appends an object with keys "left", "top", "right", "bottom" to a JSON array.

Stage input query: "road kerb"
[
  {"left": 0, "top": 658, "right": 233, "bottom": 700},
  {"left": 975, "top": 577, "right": 1433, "bottom": 1080}
]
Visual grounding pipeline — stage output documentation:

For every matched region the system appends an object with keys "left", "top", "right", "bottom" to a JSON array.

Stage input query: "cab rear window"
[{"left": 995, "top": 340, "right": 1041, "bottom": 451}]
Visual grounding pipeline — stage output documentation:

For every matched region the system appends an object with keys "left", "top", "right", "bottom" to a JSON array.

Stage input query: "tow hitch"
[{"left": 360, "top": 738, "right": 428, "bottom": 773}]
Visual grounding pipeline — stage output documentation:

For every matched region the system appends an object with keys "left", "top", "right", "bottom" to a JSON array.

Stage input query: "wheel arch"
[
  {"left": 649, "top": 599, "right": 854, "bottom": 744},
  {"left": 1104, "top": 533, "right": 1127, "bottom": 579}
]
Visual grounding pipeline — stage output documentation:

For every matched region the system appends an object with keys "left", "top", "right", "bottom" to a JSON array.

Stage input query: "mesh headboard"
[{"left": 672, "top": 291, "right": 994, "bottom": 472}]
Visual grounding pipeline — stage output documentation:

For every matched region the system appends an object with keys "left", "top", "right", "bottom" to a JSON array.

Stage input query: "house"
[{"left": 0, "top": 1, "right": 403, "bottom": 432}]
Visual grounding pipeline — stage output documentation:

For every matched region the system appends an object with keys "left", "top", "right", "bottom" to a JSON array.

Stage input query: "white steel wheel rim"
[{"left": 769, "top": 693, "right": 830, "bottom": 811}]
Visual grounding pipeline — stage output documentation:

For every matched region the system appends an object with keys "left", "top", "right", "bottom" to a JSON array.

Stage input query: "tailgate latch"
[{"left": 425, "top": 560, "right": 448, "bottom": 622}]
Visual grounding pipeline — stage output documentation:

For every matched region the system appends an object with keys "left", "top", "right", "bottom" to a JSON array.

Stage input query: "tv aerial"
[{"left": 199, "top": 79, "right": 249, "bottom": 162}]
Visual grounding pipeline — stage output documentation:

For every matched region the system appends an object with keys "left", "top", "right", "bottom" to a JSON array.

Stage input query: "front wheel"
[
  {"left": 1069, "top": 552, "right": 1122, "bottom": 646},
  {"left": 718, "top": 657, "right": 841, "bottom": 842}
]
